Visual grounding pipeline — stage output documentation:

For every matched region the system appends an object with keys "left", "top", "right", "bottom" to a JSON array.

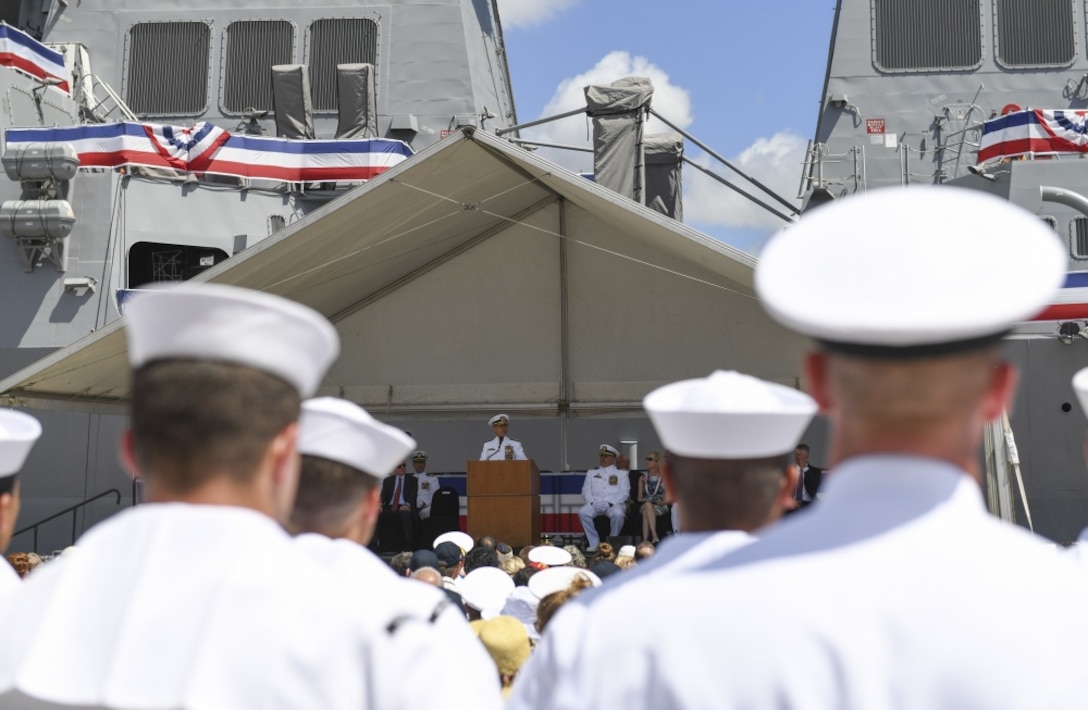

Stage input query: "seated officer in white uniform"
[
  {"left": 509, "top": 189, "right": 1088, "bottom": 709},
  {"left": 0, "top": 283, "right": 487, "bottom": 710},
  {"left": 578, "top": 445, "right": 629, "bottom": 552},
  {"left": 0, "top": 410, "right": 42, "bottom": 597},
  {"left": 290, "top": 398, "right": 502, "bottom": 706},
  {"left": 479, "top": 413, "right": 527, "bottom": 461},
  {"left": 411, "top": 450, "right": 440, "bottom": 519}
]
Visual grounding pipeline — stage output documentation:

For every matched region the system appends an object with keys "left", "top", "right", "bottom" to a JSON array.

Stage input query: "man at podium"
[{"left": 480, "top": 413, "right": 527, "bottom": 461}]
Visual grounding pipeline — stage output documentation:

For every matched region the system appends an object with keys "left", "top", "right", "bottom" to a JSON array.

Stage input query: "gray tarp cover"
[
  {"left": 644, "top": 132, "right": 684, "bottom": 220},
  {"left": 585, "top": 77, "right": 654, "bottom": 202},
  {"left": 335, "top": 63, "right": 377, "bottom": 139},
  {"left": 271, "top": 64, "right": 316, "bottom": 139}
]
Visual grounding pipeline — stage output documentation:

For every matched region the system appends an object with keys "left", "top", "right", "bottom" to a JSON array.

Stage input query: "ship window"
[
  {"left": 308, "top": 18, "right": 378, "bottom": 111},
  {"left": 872, "top": 0, "right": 983, "bottom": 71},
  {"left": 128, "top": 242, "right": 230, "bottom": 289},
  {"left": 222, "top": 21, "right": 295, "bottom": 114},
  {"left": 1041, "top": 215, "right": 1059, "bottom": 232},
  {"left": 1071, "top": 217, "right": 1088, "bottom": 259},
  {"left": 995, "top": 0, "right": 1075, "bottom": 68},
  {"left": 125, "top": 22, "right": 211, "bottom": 117}
]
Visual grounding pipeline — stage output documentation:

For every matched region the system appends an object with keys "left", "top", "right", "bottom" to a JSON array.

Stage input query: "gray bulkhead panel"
[{"left": 39, "top": 0, "right": 516, "bottom": 150}]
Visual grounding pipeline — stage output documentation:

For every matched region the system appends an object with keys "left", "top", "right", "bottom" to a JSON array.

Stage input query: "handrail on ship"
[{"left": 13, "top": 488, "right": 123, "bottom": 554}]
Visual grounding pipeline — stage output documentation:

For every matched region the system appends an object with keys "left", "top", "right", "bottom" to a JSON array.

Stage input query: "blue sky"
[{"left": 496, "top": 0, "right": 837, "bottom": 253}]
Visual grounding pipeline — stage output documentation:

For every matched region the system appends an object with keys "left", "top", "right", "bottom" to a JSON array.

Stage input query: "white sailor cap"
[
  {"left": 489, "top": 414, "right": 510, "bottom": 427},
  {"left": 599, "top": 444, "right": 619, "bottom": 457},
  {"left": 528, "top": 566, "right": 602, "bottom": 599},
  {"left": 0, "top": 409, "right": 42, "bottom": 478},
  {"left": 298, "top": 398, "right": 415, "bottom": 479},
  {"left": 527, "top": 545, "right": 572, "bottom": 567},
  {"left": 618, "top": 545, "right": 637, "bottom": 558},
  {"left": 125, "top": 283, "right": 339, "bottom": 397},
  {"left": 460, "top": 567, "right": 515, "bottom": 619},
  {"left": 1072, "top": 368, "right": 1088, "bottom": 421},
  {"left": 756, "top": 187, "right": 1066, "bottom": 357},
  {"left": 411, "top": 450, "right": 428, "bottom": 462},
  {"left": 434, "top": 530, "right": 474, "bottom": 554},
  {"left": 644, "top": 370, "right": 817, "bottom": 459}
]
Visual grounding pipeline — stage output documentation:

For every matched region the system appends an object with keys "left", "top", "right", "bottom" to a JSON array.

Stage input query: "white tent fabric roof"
[{"left": 0, "top": 128, "right": 806, "bottom": 414}]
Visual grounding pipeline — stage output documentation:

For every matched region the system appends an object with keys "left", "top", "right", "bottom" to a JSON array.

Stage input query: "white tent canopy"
[{"left": 0, "top": 128, "right": 807, "bottom": 415}]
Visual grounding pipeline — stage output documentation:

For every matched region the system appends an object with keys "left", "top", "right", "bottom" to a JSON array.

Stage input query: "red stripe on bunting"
[
  {"left": 199, "top": 159, "right": 393, "bottom": 181},
  {"left": 1030, "top": 303, "right": 1088, "bottom": 321},
  {"left": 0, "top": 51, "right": 69, "bottom": 92}
]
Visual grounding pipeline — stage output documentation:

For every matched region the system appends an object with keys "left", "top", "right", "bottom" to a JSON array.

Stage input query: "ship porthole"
[{"left": 1061, "top": 402, "right": 1074, "bottom": 414}]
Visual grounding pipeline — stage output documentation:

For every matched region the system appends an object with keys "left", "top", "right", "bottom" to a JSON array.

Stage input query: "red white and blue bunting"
[
  {"left": 0, "top": 23, "right": 68, "bottom": 94},
  {"left": 978, "top": 109, "right": 1088, "bottom": 163},
  {"left": 1032, "top": 271, "right": 1088, "bottom": 322},
  {"left": 4, "top": 122, "right": 414, "bottom": 182}
]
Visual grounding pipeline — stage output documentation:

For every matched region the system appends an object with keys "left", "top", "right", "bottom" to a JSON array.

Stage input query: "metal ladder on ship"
[{"left": 81, "top": 74, "right": 138, "bottom": 123}]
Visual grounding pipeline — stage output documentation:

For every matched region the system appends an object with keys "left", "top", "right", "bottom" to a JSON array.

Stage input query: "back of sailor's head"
[
  {"left": 757, "top": 187, "right": 1064, "bottom": 445},
  {"left": 291, "top": 397, "right": 414, "bottom": 539},
  {"left": 644, "top": 370, "right": 817, "bottom": 531},
  {"left": 124, "top": 284, "right": 339, "bottom": 495}
]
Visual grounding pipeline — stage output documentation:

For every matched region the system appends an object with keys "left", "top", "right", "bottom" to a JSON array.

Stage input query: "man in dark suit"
[
  {"left": 378, "top": 461, "right": 418, "bottom": 551},
  {"left": 793, "top": 443, "right": 822, "bottom": 508}
]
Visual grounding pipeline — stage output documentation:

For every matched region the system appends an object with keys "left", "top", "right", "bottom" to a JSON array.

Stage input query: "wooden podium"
[{"left": 466, "top": 460, "right": 540, "bottom": 548}]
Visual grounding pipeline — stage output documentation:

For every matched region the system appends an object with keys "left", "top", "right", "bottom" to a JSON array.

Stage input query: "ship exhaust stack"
[
  {"left": 335, "top": 63, "right": 377, "bottom": 139},
  {"left": 585, "top": 76, "right": 654, "bottom": 205},
  {"left": 271, "top": 64, "right": 316, "bottom": 139},
  {"left": 643, "top": 132, "right": 684, "bottom": 220}
]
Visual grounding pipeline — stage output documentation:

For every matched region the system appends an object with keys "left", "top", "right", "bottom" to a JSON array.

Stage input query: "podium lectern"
[{"left": 466, "top": 460, "right": 540, "bottom": 548}]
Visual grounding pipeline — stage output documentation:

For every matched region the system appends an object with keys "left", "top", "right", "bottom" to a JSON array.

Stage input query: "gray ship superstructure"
[
  {"left": 0, "top": 0, "right": 521, "bottom": 548},
  {"left": 0, "top": 0, "right": 810, "bottom": 552},
  {"left": 801, "top": 0, "right": 1088, "bottom": 541}
]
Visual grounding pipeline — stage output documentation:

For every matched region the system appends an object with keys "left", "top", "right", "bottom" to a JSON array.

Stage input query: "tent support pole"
[{"left": 558, "top": 197, "right": 571, "bottom": 472}]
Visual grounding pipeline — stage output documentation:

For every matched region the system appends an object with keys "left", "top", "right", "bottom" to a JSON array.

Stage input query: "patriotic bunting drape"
[{"left": 5, "top": 122, "right": 414, "bottom": 182}]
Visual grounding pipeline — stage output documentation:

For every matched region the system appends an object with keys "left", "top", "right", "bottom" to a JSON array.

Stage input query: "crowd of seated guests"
[{"left": 381, "top": 531, "right": 656, "bottom": 692}]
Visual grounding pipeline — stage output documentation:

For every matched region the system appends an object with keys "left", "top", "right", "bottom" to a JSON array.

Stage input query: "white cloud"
[
  {"left": 498, "top": 0, "right": 580, "bottom": 29},
  {"left": 685, "top": 131, "right": 806, "bottom": 233},
  {"left": 524, "top": 51, "right": 693, "bottom": 174}
]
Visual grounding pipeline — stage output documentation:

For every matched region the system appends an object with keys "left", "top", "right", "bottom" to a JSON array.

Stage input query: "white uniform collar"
[{"left": 819, "top": 454, "right": 985, "bottom": 513}]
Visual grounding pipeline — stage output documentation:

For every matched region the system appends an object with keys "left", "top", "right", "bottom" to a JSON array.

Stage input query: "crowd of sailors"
[{"left": 2, "top": 186, "right": 1088, "bottom": 707}]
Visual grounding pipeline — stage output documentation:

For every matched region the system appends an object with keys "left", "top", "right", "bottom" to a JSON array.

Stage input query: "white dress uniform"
[
  {"left": 578, "top": 464, "right": 629, "bottom": 548},
  {"left": 294, "top": 534, "right": 503, "bottom": 707},
  {"left": 415, "top": 472, "right": 440, "bottom": 519},
  {"left": 509, "top": 457, "right": 1088, "bottom": 709},
  {"left": 0, "top": 561, "right": 19, "bottom": 598},
  {"left": 0, "top": 504, "right": 502, "bottom": 710},
  {"left": 479, "top": 436, "right": 527, "bottom": 461}
]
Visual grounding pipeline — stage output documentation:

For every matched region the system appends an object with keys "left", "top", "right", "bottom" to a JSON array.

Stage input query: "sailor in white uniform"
[
  {"left": 479, "top": 413, "right": 527, "bottom": 461},
  {"left": 411, "top": 450, "right": 440, "bottom": 519},
  {"left": 509, "top": 188, "right": 1088, "bottom": 709},
  {"left": 291, "top": 397, "right": 502, "bottom": 706},
  {"left": 0, "top": 409, "right": 42, "bottom": 598},
  {"left": 0, "top": 284, "right": 492, "bottom": 710},
  {"left": 578, "top": 445, "right": 630, "bottom": 551}
]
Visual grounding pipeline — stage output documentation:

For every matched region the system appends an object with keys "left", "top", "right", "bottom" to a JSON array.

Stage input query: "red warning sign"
[{"left": 866, "top": 118, "right": 886, "bottom": 135}]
